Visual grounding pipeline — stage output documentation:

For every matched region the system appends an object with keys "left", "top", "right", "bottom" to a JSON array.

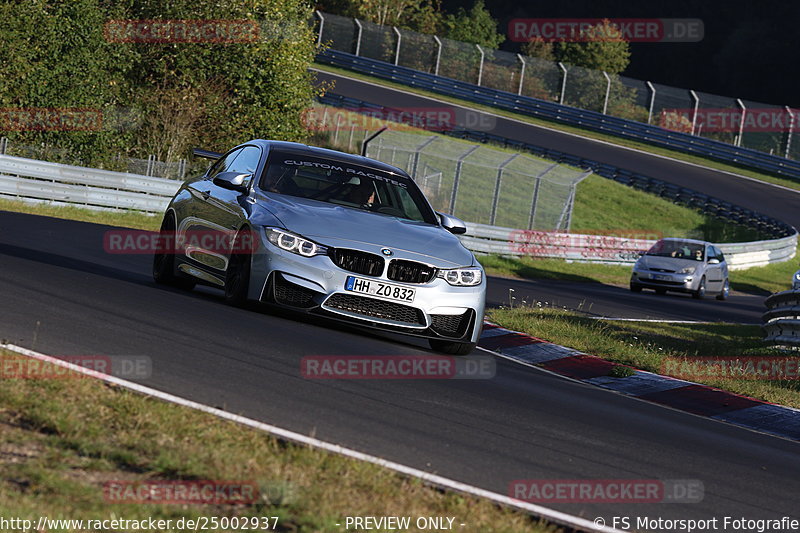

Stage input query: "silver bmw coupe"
[{"left": 153, "top": 140, "right": 486, "bottom": 354}]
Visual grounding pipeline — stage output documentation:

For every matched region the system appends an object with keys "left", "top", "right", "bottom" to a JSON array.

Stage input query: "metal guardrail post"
[
  {"left": 490, "top": 153, "right": 519, "bottom": 225},
  {"left": 602, "top": 71, "right": 611, "bottom": 115},
  {"left": 516, "top": 54, "right": 526, "bottom": 96},
  {"left": 475, "top": 45, "right": 484, "bottom": 86},
  {"left": 646, "top": 81, "right": 656, "bottom": 125},
  {"left": 433, "top": 36, "right": 442, "bottom": 76},
  {"left": 785, "top": 106, "right": 795, "bottom": 159},
  {"left": 736, "top": 99, "right": 746, "bottom": 147},
  {"left": 314, "top": 11, "right": 325, "bottom": 47},
  {"left": 690, "top": 90, "right": 699, "bottom": 135},
  {"left": 450, "top": 144, "right": 480, "bottom": 215},
  {"left": 558, "top": 63, "right": 568, "bottom": 105},
  {"left": 354, "top": 19, "right": 363, "bottom": 56},
  {"left": 393, "top": 27, "right": 402, "bottom": 66}
]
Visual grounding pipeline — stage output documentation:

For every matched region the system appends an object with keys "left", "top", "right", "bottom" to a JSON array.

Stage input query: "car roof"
[
  {"left": 243, "top": 139, "right": 411, "bottom": 179},
  {"left": 658, "top": 237, "right": 711, "bottom": 246}
]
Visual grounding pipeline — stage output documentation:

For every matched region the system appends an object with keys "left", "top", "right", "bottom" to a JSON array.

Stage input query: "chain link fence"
[
  {"left": 316, "top": 11, "right": 800, "bottom": 160},
  {"left": 362, "top": 129, "right": 590, "bottom": 230}
]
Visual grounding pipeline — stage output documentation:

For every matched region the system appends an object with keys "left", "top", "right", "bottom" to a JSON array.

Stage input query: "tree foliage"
[
  {"left": 440, "top": 0, "right": 505, "bottom": 49},
  {"left": 556, "top": 20, "right": 631, "bottom": 74}
]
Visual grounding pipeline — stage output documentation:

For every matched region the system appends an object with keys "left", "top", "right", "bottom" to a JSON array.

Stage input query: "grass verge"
[
  {"left": 487, "top": 308, "right": 800, "bottom": 409},
  {"left": 314, "top": 63, "right": 800, "bottom": 193},
  {"left": 0, "top": 198, "right": 160, "bottom": 231},
  {"left": 0, "top": 349, "right": 557, "bottom": 532}
]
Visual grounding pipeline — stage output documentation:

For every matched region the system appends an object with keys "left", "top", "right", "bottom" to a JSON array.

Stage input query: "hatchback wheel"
[
  {"left": 692, "top": 276, "right": 706, "bottom": 299},
  {"left": 716, "top": 278, "right": 730, "bottom": 301}
]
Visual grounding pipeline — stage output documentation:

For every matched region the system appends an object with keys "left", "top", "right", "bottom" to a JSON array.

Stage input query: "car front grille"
[
  {"left": 387, "top": 259, "right": 436, "bottom": 284},
  {"left": 330, "top": 248, "right": 384, "bottom": 277},
  {"left": 324, "top": 293, "right": 425, "bottom": 326},
  {"left": 430, "top": 311, "right": 473, "bottom": 338}
]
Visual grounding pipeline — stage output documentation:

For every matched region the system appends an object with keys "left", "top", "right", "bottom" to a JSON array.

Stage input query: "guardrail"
[
  {"left": 317, "top": 49, "right": 800, "bottom": 181},
  {"left": 461, "top": 222, "right": 797, "bottom": 270},
  {"left": 763, "top": 291, "right": 800, "bottom": 348},
  {"left": 0, "top": 154, "right": 179, "bottom": 213},
  {"left": 319, "top": 92, "right": 797, "bottom": 241}
]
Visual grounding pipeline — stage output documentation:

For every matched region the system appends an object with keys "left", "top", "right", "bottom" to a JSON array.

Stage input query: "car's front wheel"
[
  {"left": 153, "top": 214, "right": 195, "bottom": 290},
  {"left": 224, "top": 231, "right": 252, "bottom": 306},
  {"left": 692, "top": 276, "right": 706, "bottom": 299},
  {"left": 429, "top": 339, "right": 476, "bottom": 356},
  {"left": 716, "top": 278, "right": 730, "bottom": 301}
]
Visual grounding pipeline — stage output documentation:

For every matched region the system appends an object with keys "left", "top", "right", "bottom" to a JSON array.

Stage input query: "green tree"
[
  {"left": 556, "top": 19, "right": 630, "bottom": 74},
  {"left": 441, "top": 0, "right": 504, "bottom": 49},
  {"left": 521, "top": 37, "right": 555, "bottom": 62}
]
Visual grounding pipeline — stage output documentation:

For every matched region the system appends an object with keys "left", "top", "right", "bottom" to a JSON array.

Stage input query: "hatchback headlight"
[
  {"left": 437, "top": 266, "right": 483, "bottom": 286},
  {"left": 265, "top": 228, "right": 327, "bottom": 257},
  {"left": 678, "top": 266, "right": 696, "bottom": 274}
]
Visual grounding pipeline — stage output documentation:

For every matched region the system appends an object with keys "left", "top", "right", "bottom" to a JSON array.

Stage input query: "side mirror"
[
  {"left": 213, "top": 172, "right": 250, "bottom": 194},
  {"left": 438, "top": 212, "right": 467, "bottom": 235},
  {"left": 708, "top": 258, "right": 720, "bottom": 265}
]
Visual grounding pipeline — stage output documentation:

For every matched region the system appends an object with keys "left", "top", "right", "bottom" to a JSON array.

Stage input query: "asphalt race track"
[
  {"left": 2, "top": 210, "right": 799, "bottom": 528},
  {"left": 313, "top": 69, "right": 800, "bottom": 232}
]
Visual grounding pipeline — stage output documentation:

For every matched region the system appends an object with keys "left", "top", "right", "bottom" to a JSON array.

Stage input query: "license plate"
[
  {"left": 653, "top": 274, "right": 672, "bottom": 281},
  {"left": 345, "top": 276, "right": 415, "bottom": 302}
]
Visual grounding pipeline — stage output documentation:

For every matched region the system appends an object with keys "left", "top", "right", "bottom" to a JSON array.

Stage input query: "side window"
[
  {"left": 713, "top": 246, "right": 725, "bottom": 263},
  {"left": 226, "top": 146, "right": 261, "bottom": 187},
  {"left": 705, "top": 246, "right": 716, "bottom": 261},
  {"left": 207, "top": 148, "right": 243, "bottom": 180}
]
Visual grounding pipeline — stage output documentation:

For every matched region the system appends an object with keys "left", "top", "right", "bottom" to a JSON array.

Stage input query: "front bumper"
[
  {"left": 630, "top": 269, "right": 697, "bottom": 293},
  {"left": 249, "top": 236, "right": 486, "bottom": 344}
]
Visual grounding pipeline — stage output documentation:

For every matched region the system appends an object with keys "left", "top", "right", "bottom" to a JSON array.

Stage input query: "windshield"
[
  {"left": 645, "top": 239, "right": 705, "bottom": 261},
  {"left": 259, "top": 152, "right": 438, "bottom": 224}
]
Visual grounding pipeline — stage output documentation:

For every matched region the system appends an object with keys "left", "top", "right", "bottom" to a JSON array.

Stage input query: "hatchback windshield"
[
  {"left": 646, "top": 239, "right": 705, "bottom": 261},
  {"left": 259, "top": 152, "right": 437, "bottom": 224}
]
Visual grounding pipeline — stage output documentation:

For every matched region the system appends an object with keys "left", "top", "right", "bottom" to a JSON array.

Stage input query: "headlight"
[
  {"left": 437, "top": 266, "right": 483, "bottom": 286},
  {"left": 678, "top": 266, "right": 696, "bottom": 274},
  {"left": 265, "top": 228, "right": 327, "bottom": 257},
  {"left": 794, "top": 272, "right": 800, "bottom": 280}
]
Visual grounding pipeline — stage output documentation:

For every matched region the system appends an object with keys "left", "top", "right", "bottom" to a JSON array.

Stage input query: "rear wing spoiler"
[{"left": 193, "top": 148, "right": 222, "bottom": 160}]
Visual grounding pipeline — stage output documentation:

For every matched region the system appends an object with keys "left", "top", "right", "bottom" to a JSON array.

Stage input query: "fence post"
[
  {"left": 393, "top": 27, "right": 402, "bottom": 66},
  {"left": 314, "top": 11, "right": 325, "bottom": 47},
  {"left": 736, "top": 99, "right": 746, "bottom": 147},
  {"left": 689, "top": 90, "right": 699, "bottom": 135},
  {"left": 354, "top": 19, "right": 363, "bottom": 56},
  {"left": 0, "top": 137, "right": 7, "bottom": 155},
  {"left": 411, "top": 136, "right": 438, "bottom": 179},
  {"left": 333, "top": 114, "right": 344, "bottom": 144},
  {"left": 528, "top": 163, "right": 558, "bottom": 230},
  {"left": 146, "top": 154, "right": 155, "bottom": 177},
  {"left": 178, "top": 158, "right": 186, "bottom": 179},
  {"left": 361, "top": 127, "right": 388, "bottom": 156},
  {"left": 558, "top": 62, "right": 568, "bottom": 105},
  {"left": 785, "top": 106, "right": 795, "bottom": 159},
  {"left": 475, "top": 45, "right": 485, "bottom": 86},
  {"left": 450, "top": 144, "right": 480, "bottom": 215},
  {"left": 433, "top": 36, "right": 442, "bottom": 76},
  {"left": 490, "top": 153, "right": 519, "bottom": 225},
  {"left": 602, "top": 71, "right": 611, "bottom": 115},
  {"left": 646, "top": 81, "right": 656, "bottom": 124},
  {"left": 516, "top": 54, "right": 526, "bottom": 96},
  {"left": 348, "top": 124, "right": 356, "bottom": 151}
]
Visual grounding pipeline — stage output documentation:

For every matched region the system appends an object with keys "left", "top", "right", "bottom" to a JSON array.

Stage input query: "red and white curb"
[{"left": 478, "top": 322, "right": 800, "bottom": 442}]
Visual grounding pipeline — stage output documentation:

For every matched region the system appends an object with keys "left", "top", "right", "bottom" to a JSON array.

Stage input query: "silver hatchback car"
[
  {"left": 793, "top": 266, "right": 800, "bottom": 291},
  {"left": 630, "top": 238, "right": 729, "bottom": 300}
]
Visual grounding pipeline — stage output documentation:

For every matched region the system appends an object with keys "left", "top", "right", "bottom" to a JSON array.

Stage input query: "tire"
[
  {"left": 224, "top": 231, "right": 251, "bottom": 306},
  {"left": 630, "top": 283, "right": 642, "bottom": 293},
  {"left": 716, "top": 278, "right": 730, "bottom": 301},
  {"left": 692, "top": 276, "right": 706, "bottom": 299},
  {"left": 152, "top": 214, "right": 196, "bottom": 290},
  {"left": 429, "top": 339, "right": 476, "bottom": 356}
]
